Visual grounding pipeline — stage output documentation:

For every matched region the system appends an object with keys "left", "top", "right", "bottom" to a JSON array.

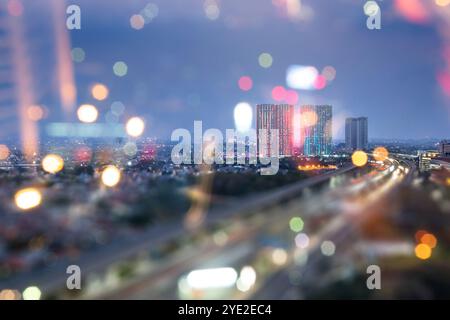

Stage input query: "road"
[{"left": 93, "top": 156, "right": 413, "bottom": 299}]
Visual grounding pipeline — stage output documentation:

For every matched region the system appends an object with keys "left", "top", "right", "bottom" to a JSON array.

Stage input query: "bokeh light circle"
[
  {"left": 77, "top": 104, "right": 98, "bottom": 123},
  {"left": 126, "top": 117, "right": 145, "bottom": 137},
  {"left": 42, "top": 154, "right": 64, "bottom": 174}
]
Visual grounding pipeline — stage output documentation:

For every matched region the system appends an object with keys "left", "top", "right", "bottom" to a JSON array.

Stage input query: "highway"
[
  {"left": 0, "top": 155, "right": 414, "bottom": 299},
  {"left": 0, "top": 164, "right": 355, "bottom": 295},
  {"left": 92, "top": 156, "right": 414, "bottom": 299}
]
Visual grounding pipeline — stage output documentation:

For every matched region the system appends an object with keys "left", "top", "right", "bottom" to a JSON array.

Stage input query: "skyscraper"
[
  {"left": 300, "top": 105, "right": 332, "bottom": 156},
  {"left": 256, "top": 104, "right": 294, "bottom": 156},
  {"left": 438, "top": 140, "right": 450, "bottom": 157},
  {"left": 345, "top": 117, "right": 368, "bottom": 151}
]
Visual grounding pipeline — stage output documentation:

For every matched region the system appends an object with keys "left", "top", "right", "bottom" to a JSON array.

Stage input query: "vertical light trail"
[
  {"left": 9, "top": 12, "right": 38, "bottom": 160},
  {"left": 51, "top": 0, "right": 76, "bottom": 116}
]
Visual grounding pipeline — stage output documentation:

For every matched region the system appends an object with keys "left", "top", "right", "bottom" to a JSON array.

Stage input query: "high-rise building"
[
  {"left": 300, "top": 105, "right": 332, "bottom": 156},
  {"left": 438, "top": 140, "right": 450, "bottom": 157},
  {"left": 256, "top": 104, "right": 294, "bottom": 156},
  {"left": 345, "top": 117, "right": 368, "bottom": 151}
]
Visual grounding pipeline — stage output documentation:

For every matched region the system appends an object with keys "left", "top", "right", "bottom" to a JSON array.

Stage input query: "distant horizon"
[{"left": 1, "top": 0, "right": 449, "bottom": 144}]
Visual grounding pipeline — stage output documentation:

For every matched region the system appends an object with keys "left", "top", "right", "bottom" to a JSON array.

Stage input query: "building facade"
[
  {"left": 345, "top": 117, "right": 368, "bottom": 151},
  {"left": 438, "top": 140, "right": 450, "bottom": 157},
  {"left": 256, "top": 104, "right": 294, "bottom": 156},
  {"left": 300, "top": 105, "right": 332, "bottom": 156}
]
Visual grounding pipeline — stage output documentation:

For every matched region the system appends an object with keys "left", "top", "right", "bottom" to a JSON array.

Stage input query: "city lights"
[
  {"left": 0, "top": 144, "right": 10, "bottom": 160},
  {"left": 101, "top": 165, "right": 121, "bottom": 187},
  {"left": 71, "top": 47, "right": 85, "bottom": 63},
  {"left": 238, "top": 76, "right": 253, "bottom": 91},
  {"left": 7, "top": 0, "right": 23, "bottom": 17},
  {"left": 142, "top": 3, "right": 159, "bottom": 22},
  {"left": 111, "top": 101, "right": 126, "bottom": 116},
  {"left": 271, "top": 86, "right": 286, "bottom": 101},
  {"left": 77, "top": 104, "right": 99, "bottom": 123},
  {"left": 289, "top": 217, "right": 304, "bottom": 232},
  {"left": 0, "top": 0, "right": 449, "bottom": 303},
  {"left": 91, "top": 83, "right": 109, "bottom": 101},
  {"left": 258, "top": 52, "right": 273, "bottom": 68},
  {"left": 300, "top": 110, "right": 318, "bottom": 127},
  {"left": 285, "top": 90, "right": 299, "bottom": 105},
  {"left": 22, "top": 286, "right": 41, "bottom": 300},
  {"left": 0, "top": 289, "right": 20, "bottom": 300},
  {"left": 236, "top": 266, "right": 257, "bottom": 292},
  {"left": 321, "top": 241, "right": 336, "bottom": 256},
  {"left": 186, "top": 267, "right": 237, "bottom": 289},
  {"left": 295, "top": 233, "right": 310, "bottom": 249},
  {"left": 420, "top": 233, "right": 437, "bottom": 249},
  {"left": 42, "top": 154, "right": 64, "bottom": 174},
  {"left": 126, "top": 117, "right": 145, "bottom": 137},
  {"left": 234, "top": 102, "right": 253, "bottom": 133},
  {"left": 436, "top": 0, "right": 450, "bottom": 7},
  {"left": 272, "top": 248, "right": 288, "bottom": 266},
  {"left": 286, "top": 65, "right": 319, "bottom": 90},
  {"left": 204, "top": 0, "right": 220, "bottom": 21},
  {"left": 352, "top": 150, "right": 368, "bottom": 167},
  {"left": 27, "top": 105, "right": 44, "bottom": 121},
  {"left": 123, "top": 142, "right": 138, "bottom": 156},
  {"left": 113, "top": 61, "right": 128, "bottom": 77},
  {"left": 130, "top": 14, "right": 145, "bottom": 30},
  {"left": 322, "top": 66, "right": 336, "bottom": 81},
  {"left": 14, "top": 188, "right": 42, "bottom": 211},
  {"left": 415, "top": 243, "right": 432, "bottom": 260},
  {"left": 373, "top": 146, "right": 389, "bottom": 162}
]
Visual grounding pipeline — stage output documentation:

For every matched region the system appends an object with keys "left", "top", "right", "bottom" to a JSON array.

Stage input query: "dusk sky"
[{"left": 2, "top": 0, "right": 450, "bottom": 140}]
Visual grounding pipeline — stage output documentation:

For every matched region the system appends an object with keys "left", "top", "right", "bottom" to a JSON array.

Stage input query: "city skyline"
[
  {"left": 0, "top": 0, "right": 449, "bottom": 142},
  {"left": 0, "top": 0, "right": 450, "bottom": 303}
]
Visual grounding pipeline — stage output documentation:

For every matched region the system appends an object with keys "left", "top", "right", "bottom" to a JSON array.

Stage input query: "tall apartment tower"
[
  {"left": 300, "top": 105, "right": 332, "bottom": 156},
  {"left": 256, "top": 104, "right": 294, "bottom": 156},
  {"left": 345, "top": 117, "right": 368, "bottom": 151}
]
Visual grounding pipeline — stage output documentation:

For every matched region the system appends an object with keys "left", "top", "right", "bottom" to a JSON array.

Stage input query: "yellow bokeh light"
[
  {"left": 91, "top": 83, "right": 109, "bottom": 101},
  {"left": 101, "top": 165, "right": 121, "bottom": 187},
  {"left": 126, "top": 117, "right": 145, "bottom": 137},
  {"left": 373, "top": 146, "right": 389, "bottom": 162},
  {"left": 436, "top": 0, "right": 450, "bottom": 7},
  {"left": 0, "top": 144, "right": 10, "bottom": 160},
  {"left": 352, "top": 150, "right": 368, "bottom": 167},
  {"left": 42, "top": 154, "right": 64, "bottom": 174},
  {"left": 77, "top": 104, "right": 98, "bottom": 123},
  {"left": 420, "top": 233, "right": 437, "bottom": 249},
  {"left": 415, "top": 243, "right": 432, "bottom": 260},
  {"left": 15, "top": 188, "right": 42, "bottom": 211},
  {"left": 22, "top": 286, "right": 41, "bottom": 300}
]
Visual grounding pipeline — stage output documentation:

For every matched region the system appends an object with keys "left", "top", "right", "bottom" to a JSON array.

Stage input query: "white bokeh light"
[
  {"left": 286, "top": 65, "right": 319, "bottom": 90},
  {"left": 234, "top": 102, "right": 253, "bottom": 133}
]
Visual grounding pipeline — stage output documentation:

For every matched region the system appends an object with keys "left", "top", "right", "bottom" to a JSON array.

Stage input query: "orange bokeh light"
[
  {"left": 373, "top": 146, "right": 389, "bottom": 162},
  {"left": 91, "top": 84, "right": 109, "bottom": 101},
  {"left": 27, "top": 105, "right": 44, "bottom": 122},
  {"left": 420, "top": 233, "right": 437, "bottom": 249},
  {"left": 0, "top": 144, "right": 10, "bottom": 160},
  {"left": 300, "top": 110, "right": 318, "bottom": 127}
]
